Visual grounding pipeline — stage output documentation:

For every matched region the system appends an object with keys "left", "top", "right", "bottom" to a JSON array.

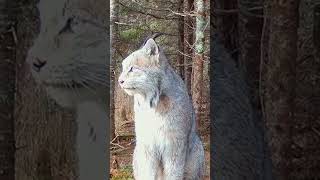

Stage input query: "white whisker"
[
  {"left": 78, "top": 80, "right": 98, "bottom": 95},
  {"left": 81, "top": 75, "right": 106, "bottom": 86}
]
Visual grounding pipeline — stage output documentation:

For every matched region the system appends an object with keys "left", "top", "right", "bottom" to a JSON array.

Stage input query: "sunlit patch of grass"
[{"left": 111, "top": 165, "right": 134, "bottom": 180}]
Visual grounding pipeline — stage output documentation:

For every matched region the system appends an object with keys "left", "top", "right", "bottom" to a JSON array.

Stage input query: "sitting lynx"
[
  {"left": 119, "top": 38, "right": 205, "bottom": 180},
  {"left": 26, "top": 0, "right": 108, "bottom": 180}
]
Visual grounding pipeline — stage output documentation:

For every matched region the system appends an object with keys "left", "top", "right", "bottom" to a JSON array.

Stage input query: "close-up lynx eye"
[
  {"left": 58, "top": 17, "right": 74, "bottom": 34},
  {"left": 128, "top": 66, "right": 133, "bottom": 72}
]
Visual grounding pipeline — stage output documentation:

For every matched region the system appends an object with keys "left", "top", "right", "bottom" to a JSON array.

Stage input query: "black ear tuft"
[
  {"left": 142, "top": 38, "right": 159, "bottom": 56},
  {"left": 141, "top": 32, "right": 164, "bottom": 47}
]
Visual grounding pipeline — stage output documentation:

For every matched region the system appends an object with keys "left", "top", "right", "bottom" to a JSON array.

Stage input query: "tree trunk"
[
  {"left": 177, "top": 0, "right": 185, "bottom": 79},
  {"left": 192, "top": 0, "right": 205, "bottom": 127},
  {"left": 213, "top": 0, "right": 239, "bottom": 61},
  {"left": 183, "top": 0, "right": 194, "bottom": 95},
  {"left": 237, "top": 0, "right": 263, "bottom": 110},
  {"left": 0, "top": 0, "right": 17, "bottom": 179},
  {"left": 263, "top": 0, "right": 299, "bottom": 179},
  {"left": 112, "top": 7, "right": 135, "bottom": 137},
  {"left": 110, "top": 0, "right": 119, "bottom": 141},
  {"left": 282, "top": 0, "right": 320, "bottom": 178}
]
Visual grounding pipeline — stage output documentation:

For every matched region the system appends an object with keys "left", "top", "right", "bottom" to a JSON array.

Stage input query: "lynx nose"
[{"left": 32, "top": 58, "right": 47, "bottom": 72}]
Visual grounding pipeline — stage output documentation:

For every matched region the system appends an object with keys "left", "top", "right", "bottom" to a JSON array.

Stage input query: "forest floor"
[{"left": 110, "top": 124, "right": 210, "bottom": 180}]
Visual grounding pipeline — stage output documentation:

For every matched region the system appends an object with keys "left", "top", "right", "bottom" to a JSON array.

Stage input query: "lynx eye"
[
  {"left": 128, "top": 66, "right": 134, "bottom": 72},
  {"left": 58, "top": 17, "right": 74, "bottom": 35}
]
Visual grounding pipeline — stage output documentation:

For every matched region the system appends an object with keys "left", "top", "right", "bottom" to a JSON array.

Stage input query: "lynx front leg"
[
  {"left": 76, "top": 102, "right": 107, "bottom": 180},
  {"left": 77, "top": 120, "right": 107, "bottom": 180},
  {"left": 133, "top": 145, "right": 160, "bottom": 180},
  {"left": 163, "top": 143, "right": 187, "bottom": 180}
]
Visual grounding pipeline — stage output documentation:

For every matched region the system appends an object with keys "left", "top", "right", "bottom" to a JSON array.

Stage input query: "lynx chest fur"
[
  {"left": 119, "top": 38, "right": 205, "bottom": 180},
  {"left": 133, "top": 92, "right": 187, "bottom": 147}
]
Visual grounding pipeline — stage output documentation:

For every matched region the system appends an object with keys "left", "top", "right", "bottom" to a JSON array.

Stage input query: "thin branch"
[
  {"left": 312, "top": 127, "right": 320, "bottom": 137},
  {"left": 110, "top": 134, "right": 119, "bottom": 143},
  {"left": 118, "top": 1, "right": 177, "bottom": 20},
  {"left": 110, "top": 142, "right": 125, "bottom": 149},
  {"left": 177, "top": 50, "right": 193, "bottom": 59},
  {"left": 130, "top": 1, "right": 173, "bottom": 12},
  {"left": 8, "top": 26, "right": 17, "bottom": 44},
  {"left": 110, "top": 147, "right": 130, "bottom": 154},
  {"left": 213, "top": 6, "right": 263, "bottom": 14},
  {"left": 260, "top": 3, "right": 267, "bottom": 122},
  {"left": 114, "top": 22, "right": 134, "bottom": 26},
  {"left": 168, "top": 10, "right": 197, "bottom": 17}
]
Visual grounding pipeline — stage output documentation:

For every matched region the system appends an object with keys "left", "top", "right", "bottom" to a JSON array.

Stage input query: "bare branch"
[
  {"left": 213, "top": 6, "right": 263, "bottom": 14},
  {"left": 118, "top": 1, "right": 177, "bottom": 20}
]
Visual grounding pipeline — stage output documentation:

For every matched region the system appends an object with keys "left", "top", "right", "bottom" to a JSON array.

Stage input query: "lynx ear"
[{"left": 142, "top": 38, "right": 159, "bottom": 56}]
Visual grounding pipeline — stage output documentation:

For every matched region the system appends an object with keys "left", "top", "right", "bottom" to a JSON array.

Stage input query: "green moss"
[
  {"left": 195, "top": 43, "right": 205, "bottom": 53},
  {"left": 111, "top": 166, "right": 134, "bottom": 180},
  {"left": 119, "top": 28, "right": 144, "bottom": 41},
  {"left": 119, "top": 7, "right": 130, "bottom": 15},
  {"left": 149, "top": 21, "right": 161, "bottom": 30}
]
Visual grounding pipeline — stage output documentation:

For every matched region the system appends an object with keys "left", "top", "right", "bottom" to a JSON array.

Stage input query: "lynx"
[
  {"left": 25, "top": 0, "right": 108, "bottom": 180},
  {"left": 211, "top": 33, "right": 273, "bottom": 179},
  {"left": 118, "top": 38, "right": 205, "bottom": 180}
]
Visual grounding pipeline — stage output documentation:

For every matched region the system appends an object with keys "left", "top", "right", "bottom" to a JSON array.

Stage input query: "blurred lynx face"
[
  {"left": 119, "top": 39, "right": 164, "bottom": 98},
  {"left": 26, "top": 0, "right": 107, "bottom": 107}
]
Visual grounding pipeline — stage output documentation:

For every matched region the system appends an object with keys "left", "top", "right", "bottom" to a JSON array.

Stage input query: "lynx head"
[
  {"left": 26, "top": 0, "right": 107, "bottom": 108},
  {"left": 118, "top": 38, "right": 168, "bottom": 107}
]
